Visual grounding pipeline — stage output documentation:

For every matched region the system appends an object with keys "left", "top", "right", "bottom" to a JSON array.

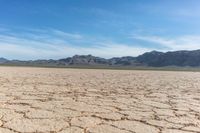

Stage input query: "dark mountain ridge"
[
  {"left": 0, "top": 57, "right": 8, "bottom": 63},
  {"left": 2, "top": 49, "right": 200, "bottom": 67}
]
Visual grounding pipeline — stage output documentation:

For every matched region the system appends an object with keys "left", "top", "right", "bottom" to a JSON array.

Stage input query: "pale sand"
[{"left": 0, "top": 66, "right": 200, "bottom": 133}]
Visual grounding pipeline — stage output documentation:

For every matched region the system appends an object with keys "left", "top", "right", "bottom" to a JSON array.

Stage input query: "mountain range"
[{"left": 1, "top": 49, "right": 200, "bottom": 67}]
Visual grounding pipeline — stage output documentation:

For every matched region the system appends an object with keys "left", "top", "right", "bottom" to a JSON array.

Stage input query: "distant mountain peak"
[{"left": 146, "top": 50, "right": 164, "bottom": 55}]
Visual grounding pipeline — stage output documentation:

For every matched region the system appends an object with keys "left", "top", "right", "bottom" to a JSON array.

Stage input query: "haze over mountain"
[{"left": 2, "top": 49, "right": 200, "bottom": 67}]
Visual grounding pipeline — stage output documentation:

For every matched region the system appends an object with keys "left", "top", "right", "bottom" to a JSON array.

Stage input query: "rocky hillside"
[{"left": 137, "top": 50, "right": 200, "bottom": 67}]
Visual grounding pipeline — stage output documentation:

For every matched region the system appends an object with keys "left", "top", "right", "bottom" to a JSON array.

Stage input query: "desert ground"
[{"left": 0, "top": 67, "right": 200, "bottom": 133}]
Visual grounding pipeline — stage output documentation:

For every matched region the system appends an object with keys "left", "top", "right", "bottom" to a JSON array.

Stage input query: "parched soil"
[{"left": 0, "top": 67, "right": 200, "bottom": 133}]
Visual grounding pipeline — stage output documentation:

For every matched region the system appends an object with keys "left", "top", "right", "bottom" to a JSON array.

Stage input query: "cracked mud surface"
[{"left": 0, "top": 66, "right": 200, "bottom": 133}]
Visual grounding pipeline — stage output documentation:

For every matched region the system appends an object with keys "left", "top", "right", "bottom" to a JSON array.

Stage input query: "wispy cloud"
[
  {"left": 132, "top": 35, "right": 200, "bottom": 51},
  {"left": 2, "top": 27, "right": 200, "bottom": 60},
  {"left": 50, "top": 29, "right": 83, "bottom": 39},
  {"left": 0, "top": 28, "right": 152, "bottom": 60}
]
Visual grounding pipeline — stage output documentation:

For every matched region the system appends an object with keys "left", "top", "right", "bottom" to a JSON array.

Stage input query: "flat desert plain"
[{"left": 0, "top": 67, "right": 200, "bottom": 133}]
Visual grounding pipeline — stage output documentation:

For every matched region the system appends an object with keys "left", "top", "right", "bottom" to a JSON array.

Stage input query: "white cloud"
[
  {"left": 132, "top": 35, "right": 200, "bottom": 51},
  {"left": 0, "top": 29, "right": 152, "bottom": 60},
  {"left": 0, "top": 41, "right": 151, "bottom": 60},
  {"left": 132, "top": 35, "right": 175, "bottom": 47},
  {"left": 51, "top": 29, "right": 83, "bottom": 39},
  {"left": 2, "top": 27, "right": 200, "bottom": 60}
]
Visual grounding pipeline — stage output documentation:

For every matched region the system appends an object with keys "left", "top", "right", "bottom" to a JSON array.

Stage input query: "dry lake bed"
[{"left": 0, "top": 67, "right": 200, "bottom": 133}]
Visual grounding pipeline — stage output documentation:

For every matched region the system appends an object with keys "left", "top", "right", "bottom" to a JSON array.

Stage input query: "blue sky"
[{"left": 0, "top": 0, "right": 200, "bottom": 60}]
